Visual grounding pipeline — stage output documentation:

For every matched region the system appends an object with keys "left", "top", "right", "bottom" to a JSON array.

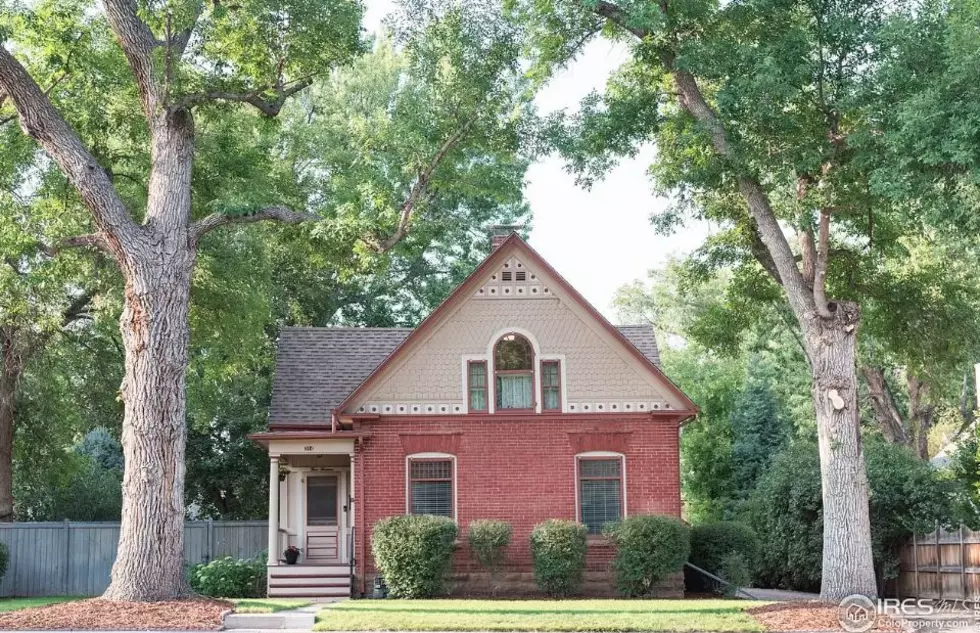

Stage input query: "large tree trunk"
[
  {"left": 0, "top": 329, "right": 22, "bottom": 522},
  {"left": 103, "top": 111, "right": 196, "bottom": 601},
  {"left": 907, "top": 375, "right": 935, "bottom": 461},
  {"left": 804, "top": 302, "right": 878, "bottom": 600}
]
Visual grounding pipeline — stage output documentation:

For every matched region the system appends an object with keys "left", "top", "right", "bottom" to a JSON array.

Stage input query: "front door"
[{"left": 306, "top": 474, "right": 341, "bottom": 561}]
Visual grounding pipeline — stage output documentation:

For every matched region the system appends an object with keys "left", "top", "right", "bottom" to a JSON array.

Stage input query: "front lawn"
[
  {"left": 315, "top": 599, "right": 769, "bottom": 632},
  {"left": 233, "top": 598, "right": 312, "bottom": 613},
  {"left": 0, "top": 597, "right": 79, "bottom": 612}
]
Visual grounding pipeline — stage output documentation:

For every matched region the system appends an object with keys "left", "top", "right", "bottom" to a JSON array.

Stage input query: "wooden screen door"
[{"left": 306, "top": 473, "right": 343, "bottom": 561}]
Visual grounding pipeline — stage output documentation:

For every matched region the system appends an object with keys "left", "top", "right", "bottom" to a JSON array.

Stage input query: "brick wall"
[{"left": 354, "top": 414, "right": 683, "bottom": 597}]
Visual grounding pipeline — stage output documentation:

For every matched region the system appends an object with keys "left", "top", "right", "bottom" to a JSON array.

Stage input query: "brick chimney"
[{"left": 489, "top": 224, "right": 522, "bottom": 250}]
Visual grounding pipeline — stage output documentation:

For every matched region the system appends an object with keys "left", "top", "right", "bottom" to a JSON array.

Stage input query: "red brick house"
[{"left": 251, "top": 230, "right": 697, "bottom": 598}]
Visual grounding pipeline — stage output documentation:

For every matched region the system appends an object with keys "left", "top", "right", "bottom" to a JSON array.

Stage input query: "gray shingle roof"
[
  {"left": 269, "top": 327, "right": 411, "bottom": 425},
  {"left": 616, "top": 324, "right": 662, "bottom": 368},
  {"left": 268, "top": 324, "right": 661, "bottom": 425}
]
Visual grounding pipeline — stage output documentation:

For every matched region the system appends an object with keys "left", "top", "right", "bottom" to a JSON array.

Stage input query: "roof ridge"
[{"left": 282, "top": 326, "right": 414, "bottom": 332}]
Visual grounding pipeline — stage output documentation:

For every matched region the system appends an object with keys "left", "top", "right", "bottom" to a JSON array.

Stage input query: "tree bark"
[
  {"left": 102, "top": 110, "right": 196, "bottom": 601},
  {"left": 907, "top": 375, "right": 934, "bottom": 461},
  {"left": 804, "top": 303, "right": 878, "bottom": 600},
  {"left": 0, "top": 329, "right": 22, "bottom": 522}
]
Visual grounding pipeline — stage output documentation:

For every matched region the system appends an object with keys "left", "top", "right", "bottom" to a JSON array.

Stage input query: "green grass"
[
  {"left": 233, "top": 598, "right": 313, "bottom": 613},
  {"left": 0, "top": 597, "right": 80, "bottom": 612},
  {"left": 314, "top": 599, "right": 769, "bottom": 632}
]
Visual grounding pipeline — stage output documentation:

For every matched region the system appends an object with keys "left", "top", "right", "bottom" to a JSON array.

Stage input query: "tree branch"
[
  {"left": 103, "top": 0, "right": 162, "bottom": 117},
  {"left": 173, "top": 78, "right": 314, "bottom": 117},
  {"left": 861, "top": 366, "right": 910, "bottom": 447},
  {"left": 812, "top": 208, "right": 834, "bottom": 318},
  {"left": 362, "top": 117, "right": 477, "bottom": 254},
  {"left": 41, "top": 233, "right": 110, "bottom": 257},
  {"left": 0, "top": 47, "right": 137, "bottom": 255},
  {"left": 188, "top": 205, "right": 318, "bottom": 244},
  {"left": 592, "top": 1, "right": 818, "bottom": 322}
]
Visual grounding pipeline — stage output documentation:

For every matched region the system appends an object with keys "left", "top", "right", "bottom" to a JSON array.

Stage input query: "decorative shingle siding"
[{"left": 360, "top": 297, "right": 671, "bottom": 409}]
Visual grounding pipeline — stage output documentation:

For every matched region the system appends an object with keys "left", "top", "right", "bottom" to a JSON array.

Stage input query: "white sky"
[{"left": 364, "top": 1, "right": 712, "bottom": 319}]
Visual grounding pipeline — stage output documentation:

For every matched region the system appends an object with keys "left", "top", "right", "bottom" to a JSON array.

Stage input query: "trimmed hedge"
[
  {"left": 603, "top": 514, "right": 690, "bottom": 597},
  {"left": 188, "top": 556, "right": 266, "bottom": 598},
  {"left": 529, "top": 520, "right": 588, "bottom": 597},
  {"left": 687, "top": 521, "right": 761, "bottom": 593},
  {"left": 468, "top": 519, "right": 511, "bottom": 574},
  {"left": 372, "top": 514, "right": 458, "bottom": 598}
]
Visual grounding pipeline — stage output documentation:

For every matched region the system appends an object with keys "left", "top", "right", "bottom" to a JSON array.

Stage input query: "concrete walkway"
[
  {"left": 223, "top": 603, "right": 320, "bottom": 630},
  {"left": 741, "top": 587, "right": 821, "bottom": 601}
]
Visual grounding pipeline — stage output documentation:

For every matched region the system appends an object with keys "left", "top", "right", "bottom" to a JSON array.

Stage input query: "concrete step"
[
  {"left": 270, "top": 564, "right": 348, "bottom": 576},
  {"left": 269, "top": 575, "right": 349, "bottom": 588},
  {"left": 268, "top": 584, "right": 350, "bottom": 598}
]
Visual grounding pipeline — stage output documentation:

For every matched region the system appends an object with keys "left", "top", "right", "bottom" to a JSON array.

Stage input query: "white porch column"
[
  {"left": 295, "top": 472, "right": 306, "bottom": 563},
  {"left": 268, "top": 456, "right": 280, "bottom": 565}
]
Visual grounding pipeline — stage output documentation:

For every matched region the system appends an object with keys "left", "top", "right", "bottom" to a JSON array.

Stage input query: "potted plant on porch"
[{"left": 283, "top": 545, "right": 301, "bottom": 565}]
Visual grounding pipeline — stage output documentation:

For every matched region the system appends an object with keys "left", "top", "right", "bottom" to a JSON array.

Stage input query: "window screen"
[
  {"left": 307, "top": 475, "right": 338, "bottom": 525},
  {"left": 578, "top": 458, "right": 622, "bottom": 534},
  {"left": 410, "top": 459, "right": 453, "bottom": 517}
]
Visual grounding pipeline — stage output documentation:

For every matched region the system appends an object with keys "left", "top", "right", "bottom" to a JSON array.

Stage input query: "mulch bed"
[
  {"left": 0, "top": 598, "right": 233, "bottom": 631},
  {"left": 747, "top": 601, "right": 905, "bottom": 632}
]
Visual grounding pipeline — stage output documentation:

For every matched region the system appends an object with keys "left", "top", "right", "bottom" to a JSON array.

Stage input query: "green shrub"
[
  {"left": 188, "top": 556, "right": 266, "bottom": 598},
  {"left": 468, "top": 519, "right": 511, "bottom": 591},
  {"left": 529, "top": 519, "right": 588, "bottom": 597},
  {"left": 742, "top": 438, "right": 953, "bottom": 592},
  {"left": 372, "top": 515, "right": 458, "bottom": 598},
  {"left": 603, "top": 514, "right": 690, "bottom": 597},
  {"left": 718, "top": 552, "right": 751, "bottom": 597},
  {"left": 687, "top": 521, "right": 760, "bottom": 592}
]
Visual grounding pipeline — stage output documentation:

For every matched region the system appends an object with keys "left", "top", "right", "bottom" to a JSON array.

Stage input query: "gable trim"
[{"left": 336, "top": 234, "right": 698, "bottom": 416}]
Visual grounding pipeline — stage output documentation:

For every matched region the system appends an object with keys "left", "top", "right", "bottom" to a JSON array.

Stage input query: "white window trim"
[
  {"left": 485, "top": 326, "right": 542, "bottom": 414},
  {"left": 461, "top": 354, "right": 489, "bottom": 414},
  {"left": 538, "top": 353, "right": 567, "bottom": 413},
  {"left": 405, "top": 452, "right": 458, "bottom": 520},
  {"left": 574, "top": 451, "right": 627, "bottom": 530}
]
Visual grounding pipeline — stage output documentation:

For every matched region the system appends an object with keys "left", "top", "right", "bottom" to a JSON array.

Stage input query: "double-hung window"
[
  {"left": 468, "top": 361, "right": 488, "bottom": 412},
  {"left": 408, "top": 458, "right": 454, "bottom": 518},
  {"left": 578, "top": 456, "right": 624, "bottom": 534},
  {"left": 541, "top": 360, "right": 561, "bottom": 411}
]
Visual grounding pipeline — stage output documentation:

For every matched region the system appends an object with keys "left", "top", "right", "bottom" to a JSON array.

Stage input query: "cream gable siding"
[{"left": 348, "top": 245, "right": 683, "bottom": 416}]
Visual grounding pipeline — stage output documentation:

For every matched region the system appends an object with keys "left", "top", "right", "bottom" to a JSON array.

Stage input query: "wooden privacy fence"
[
  {"left": 897, "top": 525, "right": 980, "bottom": 601},
  {"left": 0, "top": 520, "right": 267, "bottom": 597}
]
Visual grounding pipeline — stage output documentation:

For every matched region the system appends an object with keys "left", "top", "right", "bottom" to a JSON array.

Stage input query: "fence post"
[
  {"left": 913, "top": 532, "right": 919, "bottom": 599},
  {"left": 935, "top": 523, "right": 942, "bottom": 601},
  {"left": 206, "top": 519, "right": 214, "bottom": 563},
  {"left": 63, "top": 519, "right": 71, "bottom": 595}
]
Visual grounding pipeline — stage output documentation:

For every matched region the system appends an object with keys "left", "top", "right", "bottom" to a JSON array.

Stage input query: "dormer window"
[{"left": 494, "top": 333, "right": 534, "bottom": 410}]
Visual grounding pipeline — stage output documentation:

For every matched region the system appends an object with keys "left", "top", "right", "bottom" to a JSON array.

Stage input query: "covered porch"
[{"left": 250, "top": 431, "right": 364, "bottom": 598}]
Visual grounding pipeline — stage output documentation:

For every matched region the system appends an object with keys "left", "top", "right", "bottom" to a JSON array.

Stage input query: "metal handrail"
[
  {"left": 684, "top": 561, "right": 758, "bottom": 600},
  {"left": 348, "top": 525, "right": 356, "bottom": 594}
]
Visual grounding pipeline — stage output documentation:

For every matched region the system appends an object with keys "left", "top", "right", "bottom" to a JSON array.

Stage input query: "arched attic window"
[{"left": 494, "top": 333, "right": 534, "bottom": 410}]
